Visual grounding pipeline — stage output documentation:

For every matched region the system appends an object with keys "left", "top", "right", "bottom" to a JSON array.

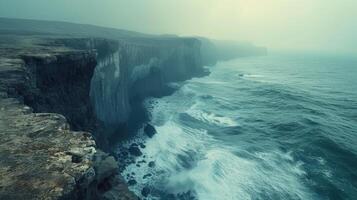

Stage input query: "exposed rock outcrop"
[
  {"left": 21, "top": 50, "right": 97, "bottom": 132},
  {"left": 0, "top": 37, "right": 137, "bottom": 200}
]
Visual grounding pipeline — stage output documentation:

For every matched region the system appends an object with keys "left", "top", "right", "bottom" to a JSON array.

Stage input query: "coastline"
[{"left": 0, "top": 18, "right": 266, "bottom": 200}]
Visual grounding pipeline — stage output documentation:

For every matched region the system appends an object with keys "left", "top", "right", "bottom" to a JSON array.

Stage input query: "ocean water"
[{"left": 122, "top": 52, "right": 357, "bottom": 200}]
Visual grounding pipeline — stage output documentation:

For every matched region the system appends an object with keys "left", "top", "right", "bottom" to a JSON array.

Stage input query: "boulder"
[
  {"left": 128, "top": 144, "right": 143, "bottom": 157},
  {"left": 144, "top": 124, "right": 157, "bottom": 138},
  {"left": 141, "top": 187, "right": 151, "bottom": 197}
]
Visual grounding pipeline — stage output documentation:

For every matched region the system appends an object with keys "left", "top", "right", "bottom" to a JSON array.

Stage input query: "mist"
[{"left": 0, "top": 0, "right": 356, "bottom": 53}]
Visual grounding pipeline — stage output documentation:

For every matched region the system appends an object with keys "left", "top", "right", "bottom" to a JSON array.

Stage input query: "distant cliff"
[{"left": 199, "top": 37, "right": 267, "bottom": 66}]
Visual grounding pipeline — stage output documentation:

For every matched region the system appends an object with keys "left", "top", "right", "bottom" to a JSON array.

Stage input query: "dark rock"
[
  {"left": 144, "top": 124, "right": 157, "bottom": 138},
  {"left": 66, "top": 151, "right": 84, "bottom": 163},
  {"left": 143, "top": 174, "right": 152, "bottom": 179},
  {"left": 128, "top": 180, "right": 137, "bottom": 186},
  {"left": 71, "top": 154, "right": 83, "bottom": 163},
  {"left": 129, "top": 144, "right": 143, "bottom": 157},
  {"left": 119, "top": 150, "right": 129, "bottom": 158},
  {"left": 101, "top": 175, "right": 139, "bottom": 200},
  {"left": 139, "top": 143, "right": 146, "bottom": 148},
  {"left": 148, "top": 161, "right": 155, "bottom": 168},
  {"left": 141, "top": 187, "right": 151, "bottom": 197},
  {"left": 93, "top": 150, "right": 119, "bottom": 183}
]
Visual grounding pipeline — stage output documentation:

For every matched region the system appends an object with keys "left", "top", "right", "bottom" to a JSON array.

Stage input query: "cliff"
[
  {"left": 47, "top": 36, "right": 205, "bottom": 143},
  {"left": 0, "top": 35, "right": 205, "bottom": 199},
  {"left": 91, "top": 38, "right": 205, "bottom": 127},
  {"left": 199, "top": 37, "right": 267, "bottom": 66},
  {"left": 0, "top": 37, "right": 137, "bottom": 200}
]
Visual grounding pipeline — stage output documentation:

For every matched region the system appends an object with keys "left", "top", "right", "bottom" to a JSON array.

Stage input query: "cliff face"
[
  {"left": 21, "top": 51, "right": 97, "bottom": 132},
  {"left": 128, "top": 38, "right": 205, "bottom": 100},
  {"left": 0, "top": 37, "right": 137, "bottom": 200},
  {"left": 90, "top": 38, "right": 205, "bottom": 129},
  {"left": 90, "top": 44, "right": 129, "bottom": 126}
]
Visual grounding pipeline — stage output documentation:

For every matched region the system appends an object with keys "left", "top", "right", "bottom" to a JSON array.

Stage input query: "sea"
[{"left": 121, "top": 51, "right": 357, "bottom": 200}]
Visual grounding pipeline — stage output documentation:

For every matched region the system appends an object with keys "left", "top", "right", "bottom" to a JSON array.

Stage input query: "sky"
[{"left": 0, "top": 0, "right": 356, "bottom": 53}]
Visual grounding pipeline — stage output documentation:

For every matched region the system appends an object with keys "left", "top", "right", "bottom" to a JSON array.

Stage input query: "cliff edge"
[{"left": 0, "top": 37, "right": 137, "bottom": 200}]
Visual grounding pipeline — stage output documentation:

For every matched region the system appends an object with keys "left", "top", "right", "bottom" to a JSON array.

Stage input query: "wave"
[
  {"left": 237, "top": 73, "right": 265, "bottom": 79},
  {"left": 121, "top": 120, "right": 212, "bottom": 198},
  {"left": 122, "top": 93, "right": 316, "bottom": 199},
  {"left": 172, "top": 150, "right": 315, "bottom": 200},
  {"left": 122, "top": 117, "right": 315, "bottom": 199},
  {"left": 186, "top": 106, "right": 238, "bottom": 127}
]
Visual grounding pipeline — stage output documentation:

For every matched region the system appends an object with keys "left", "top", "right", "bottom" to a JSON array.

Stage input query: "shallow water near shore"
[{"left": 121, "top": 52, "right": 357, "bottom": 199}]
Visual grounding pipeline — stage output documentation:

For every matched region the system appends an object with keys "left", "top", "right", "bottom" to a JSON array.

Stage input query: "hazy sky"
[{"left": 1, "top": 0, "right": 356, "bottom": 53}]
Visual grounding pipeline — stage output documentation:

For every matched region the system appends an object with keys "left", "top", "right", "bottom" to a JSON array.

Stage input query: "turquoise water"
[{"left": 123, "top": 52, "right": 357, "bottom": 199}]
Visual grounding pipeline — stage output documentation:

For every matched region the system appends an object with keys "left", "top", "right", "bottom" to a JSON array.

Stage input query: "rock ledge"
[{"left": 0, "top": 37, "right": 136, "bottom": 200}]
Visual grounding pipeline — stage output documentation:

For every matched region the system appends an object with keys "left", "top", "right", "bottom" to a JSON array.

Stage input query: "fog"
[{"left": 1, "top": 0, "right": 356, "bottom": 53}]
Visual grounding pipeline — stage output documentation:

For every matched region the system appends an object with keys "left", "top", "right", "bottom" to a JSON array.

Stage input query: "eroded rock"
[{"left": 0, "top": 38, "right": 137, "bottom": 200}]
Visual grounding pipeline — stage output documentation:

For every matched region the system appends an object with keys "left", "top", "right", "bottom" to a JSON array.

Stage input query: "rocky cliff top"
[{"left": 0, "top": 37, "right": 137, "bottom": 200}]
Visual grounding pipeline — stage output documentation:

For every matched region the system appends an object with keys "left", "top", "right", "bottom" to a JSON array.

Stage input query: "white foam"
[
  {"left": 186, "top": 108, "right": 238, "bottom": 127},
  {"left": 162, "top": 148, "right": 314, "bottom": 200},
  {"left": 123, "top": 115, "right": 314, "bottom": 199},
  {"left": 189, "top": 79, "right": 228, "bottom": 85},
  {"left": 237, "top": 73, "right": 264, "bottom": 79},
  {"left": 122, "top": 120, "right": 213, "bottom": 197}
]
